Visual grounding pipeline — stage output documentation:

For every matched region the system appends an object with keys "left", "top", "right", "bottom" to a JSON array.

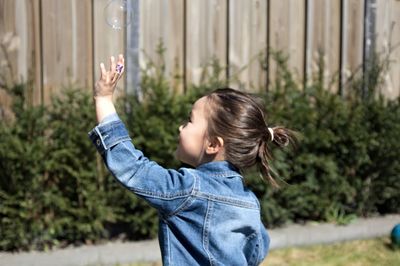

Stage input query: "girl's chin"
[
  {"left": 174, "top": 149, "right": 185, "bottom": 164},
  {"left": 175, "top": 151, "right": 193, "bottom": 167},
  {"left": 174, "top": 148, "right": 181, "bottom": 160}
]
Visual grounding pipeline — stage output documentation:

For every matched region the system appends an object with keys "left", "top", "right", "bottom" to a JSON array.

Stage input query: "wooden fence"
[{"left": 1, "top": 0, "right": 400, "bottom": 108}]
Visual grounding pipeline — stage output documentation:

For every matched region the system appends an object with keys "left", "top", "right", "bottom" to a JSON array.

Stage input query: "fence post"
[
  {"left": 126, "top": 0, "right": 140, "bottom": 96},
  {"left": 363, "top": 0, "right": 377, "bottom": 98}
]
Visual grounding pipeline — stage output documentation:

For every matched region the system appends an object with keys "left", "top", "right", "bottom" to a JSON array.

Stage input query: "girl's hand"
[{"left": 94, "top": 54, "right": 124, "bottom": 100}]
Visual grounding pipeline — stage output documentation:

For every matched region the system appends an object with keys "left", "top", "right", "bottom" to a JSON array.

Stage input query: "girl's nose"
[{"left": 179, "top": 125, "right": 183, "bottom": 132}]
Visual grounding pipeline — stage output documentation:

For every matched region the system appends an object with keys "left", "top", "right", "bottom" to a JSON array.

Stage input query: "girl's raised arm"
[{"left": 93, "top": 54, "right": 124, "bottom": 123}]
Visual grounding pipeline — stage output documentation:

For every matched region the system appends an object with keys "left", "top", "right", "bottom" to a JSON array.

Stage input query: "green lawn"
[
  {"left": 262, "top": 237, "right": 399, "bottom": 266},
  {"left": 114, "top": 237, "right": 399, "bottom": 266}
]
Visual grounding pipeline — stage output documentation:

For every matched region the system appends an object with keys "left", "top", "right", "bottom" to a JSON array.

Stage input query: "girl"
[{"left": 89, "top": 55, "right": 296, "bottom": 265}]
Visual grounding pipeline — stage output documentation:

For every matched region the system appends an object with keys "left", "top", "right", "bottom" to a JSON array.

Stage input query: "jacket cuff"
[{"left": 88, "top": 119, "right": 131, "bottom": 154}]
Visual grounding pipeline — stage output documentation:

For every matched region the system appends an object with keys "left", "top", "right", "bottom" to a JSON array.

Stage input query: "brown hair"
[{"left": 205, "top": 88, "right": 297, "bottom": 187}]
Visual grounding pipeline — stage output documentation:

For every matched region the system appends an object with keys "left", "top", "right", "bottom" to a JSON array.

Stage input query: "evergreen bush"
[
  {"left": 256, "top": 52, "right": 400, "bottom": 227},
  {"left": 0, "top": 85, "right": 112, "bottom": 250},
  {"left": 0, "top": 51, "right": 399, "bottom": 250}
]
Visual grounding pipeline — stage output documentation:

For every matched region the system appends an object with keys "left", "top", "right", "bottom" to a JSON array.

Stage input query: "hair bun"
[{"left": 267, "top": 127, "right": 274, "bottom": 142}]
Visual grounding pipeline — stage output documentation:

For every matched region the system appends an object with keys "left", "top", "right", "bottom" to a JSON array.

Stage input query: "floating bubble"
[{"left": 104, "top": 0, "right": 133, "bottom": 30}]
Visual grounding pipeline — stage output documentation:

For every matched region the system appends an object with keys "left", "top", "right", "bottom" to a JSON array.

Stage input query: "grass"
[
  {"left": 262, "top": 237, "right": 400, "bottom": 266},
  {"left": 111, "top": 237, "right": 399, "bottom": 266}
]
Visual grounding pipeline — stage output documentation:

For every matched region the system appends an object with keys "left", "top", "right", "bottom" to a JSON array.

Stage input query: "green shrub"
[
  {"left": 0, "top": 51, "right": 399, "bottom": 250},
  {"left": 256, "top": 52, "right": 400, "bottom": 227},
  {"left": 0, "top": 84, "right": 51, "bottom": 250},
  {"left": 0, "top": 84, "right": 112, "bottom": 250}
]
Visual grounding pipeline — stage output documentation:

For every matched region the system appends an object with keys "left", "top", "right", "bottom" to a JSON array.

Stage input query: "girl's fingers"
[
  {"left": 116, "top": 54, "right": 125, "bottom": 75},
  {"left": 99, "top": 55, "right": 124, "bottom": 84},
  {"left": 110, "top": 56, "right": 124, "bottom": 85},
  {"left": 117, "top": 54, "right": 124, "bottom": 65},
  {"left": 110, "top": 56, "right": 116, "bottom": 75},
  {"left": 111, "top": 71, "right": 120, "bottom": 83},
  {"left": 117, "top": 54, "right": 122, "bottom": 63},
  {"left": 100, "top": 63, "right": 106, "bottom": 78}
]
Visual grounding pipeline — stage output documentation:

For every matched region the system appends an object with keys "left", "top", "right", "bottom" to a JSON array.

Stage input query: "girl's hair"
[{"left": 205, "top": 88, "right": 297, "bottom": 187}]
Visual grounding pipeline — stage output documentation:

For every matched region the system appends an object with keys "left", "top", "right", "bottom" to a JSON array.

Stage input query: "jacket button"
[{"left": 96, "top": 139, "right": 101, "bottom": 146}]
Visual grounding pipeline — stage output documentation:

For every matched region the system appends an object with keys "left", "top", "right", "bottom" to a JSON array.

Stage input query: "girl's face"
[{"left": 176, "top": 96, "right": 209, "bottom": 167}]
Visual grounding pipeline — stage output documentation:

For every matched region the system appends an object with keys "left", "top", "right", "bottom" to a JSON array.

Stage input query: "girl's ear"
[{"left": 205, "top": 137, "right": 224, "bottom": 155}]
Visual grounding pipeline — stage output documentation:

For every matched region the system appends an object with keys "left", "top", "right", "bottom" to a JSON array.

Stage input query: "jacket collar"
[{"left": 196, "top": 161, "right": 240, "bottom": 177}]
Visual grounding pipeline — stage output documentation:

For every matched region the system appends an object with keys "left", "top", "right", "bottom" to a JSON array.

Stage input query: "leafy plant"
[
  {"left": 1, "top": 46, "right": 399, "bottom": 250},
  {"left": 325, "top": 204, "right": 357, "bottom": 226}
]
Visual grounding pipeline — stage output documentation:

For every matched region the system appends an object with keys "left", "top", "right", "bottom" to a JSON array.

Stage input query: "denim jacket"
[{"left": 88, "top": 116, "right": 270, "bottom": 265}]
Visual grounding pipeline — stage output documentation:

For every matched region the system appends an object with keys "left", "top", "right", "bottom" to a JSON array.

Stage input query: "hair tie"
[{"left": 268, "top": 127, "right": 274, "bottom": 142}]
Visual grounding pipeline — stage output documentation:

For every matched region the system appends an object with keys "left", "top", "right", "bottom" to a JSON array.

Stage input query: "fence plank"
[
  {"left": 40, "top": 0, "right": 69, "bottom": 104},
  {"left": 375, "top": 0, "right": 400, "bottom": 99},
  {"left": 31, "top": 0, "right": 43, "bottom": 105},
  {"left": 0, "top": 0, "right": 15, "bottom": 118},
  {"left": 41, "top": 0, "right": 93, "bottom": 103},
  {"left": 139, "top": 0, "right": 184, "bottom": 93},
  {"left": 75, "top": 0, "right": 94, "bottom": 92},
  {"left": 0, "top": 0, "right": 41, "bottom": 113},
  {"left": 229, "top": 0, "right": 267, "bottom": 92},
  {"left": 13, "top": 0, "right": 42, "bottom": 105},
  {"left": 305, "top": 0, "right": 341, "bottom": 92},
  {"left": 186, "top": 0, "right": 228, "bottom": 85},
  {"left": 269, "top": 0, "right": 305, "bottom": 88},
  {"left": 341, "top": 0, "right": 364, "bottom": 95},
  {"left": 1, "top": 0, "right": 400, "bottom": 101},
  {"left": 0, "top": 0, "right": 17, "bottom": 85},
  {"left": 93, "top": 0, "right": 125, "bottom": 98}
]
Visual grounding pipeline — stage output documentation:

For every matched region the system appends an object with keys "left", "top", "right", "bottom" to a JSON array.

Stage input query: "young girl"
[{"left": 89, "top": 55, "right": 296, "bottom": 265}]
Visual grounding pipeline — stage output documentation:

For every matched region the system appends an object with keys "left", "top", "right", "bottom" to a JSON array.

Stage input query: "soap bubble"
[{"left": 104, "top": 0, "right": 133, "bottom": 30}]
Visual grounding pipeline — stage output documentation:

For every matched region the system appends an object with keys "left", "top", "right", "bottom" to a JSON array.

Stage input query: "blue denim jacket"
[{"left": 88, "top": 116, "right": 270, "bottom": 265}]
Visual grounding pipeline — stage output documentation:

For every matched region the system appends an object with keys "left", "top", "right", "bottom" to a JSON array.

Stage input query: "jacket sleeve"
[{"left": 88, "top": 118, "right": 195, "bottom": 215}]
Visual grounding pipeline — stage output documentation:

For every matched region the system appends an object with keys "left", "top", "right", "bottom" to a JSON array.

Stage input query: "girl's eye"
[
  {"left": 182, "top": 112, "right": 192, "bottom": 128},
  {"left": 182, "top": 116, "right": 191, "bottom": 128}
]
